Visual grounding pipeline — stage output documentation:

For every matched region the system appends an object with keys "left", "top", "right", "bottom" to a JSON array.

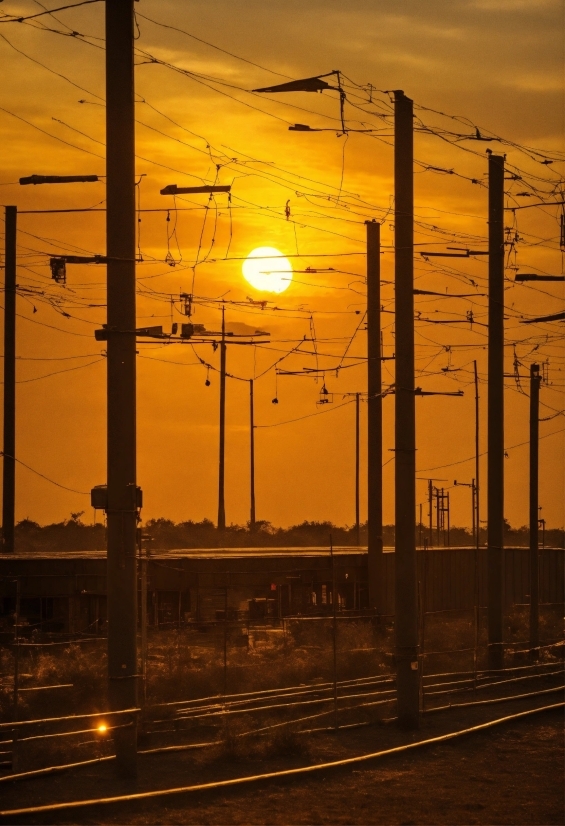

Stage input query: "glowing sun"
[{"left": 242, "top": 247, "right": 292, "bottom": 294}]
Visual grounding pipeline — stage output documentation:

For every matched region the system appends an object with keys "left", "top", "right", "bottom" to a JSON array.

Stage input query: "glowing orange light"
[{"left": 97, "top": 723, "right": 108, "bottom": 733}]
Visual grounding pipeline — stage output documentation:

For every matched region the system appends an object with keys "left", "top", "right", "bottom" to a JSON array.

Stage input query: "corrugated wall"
[{"left": 377, "top": 547, "right": 564, "bottom": 614}]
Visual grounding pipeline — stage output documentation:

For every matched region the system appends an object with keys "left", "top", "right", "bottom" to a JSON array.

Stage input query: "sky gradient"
[{"left": 0, "top": 0, "right": 563, "bottom": 530}]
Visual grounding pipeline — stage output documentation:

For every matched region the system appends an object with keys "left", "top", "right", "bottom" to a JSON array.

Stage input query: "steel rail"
[
  {"left": 423, "top": 659, "right": 564, "bottom": 682},
  {"left": 6, "top": 672, "right": 559, "bottom": 747},
  {"left": 166, "top": 667, "right": 561, "bottom": 719},
  {"left": 173, "top": 679, "right": 395, "bottom": 711},
  {"left": 424, "top": 684, "right": 564, "bottom": 713},
  {"left": 153, "top": 673, "right": 395, "bottom": 710},
  {"left": 171, "top": 688, "right": 397, "bottom": 723},
  {"left": 424, "top": 669, "right": 565, "bottom": 696},
  {"left": 0, "top": 755, "right": 115, "bottom": 784},
  {"left": 149, "top": 669, "right": 563, "bottom": 728},
  {"left": 17, "top": 723, "right": 132, "bottom": 744},
  {"left": 0, "top": 707, "right": 140, "bottom": 730},
  {"left": 1, "top": 703, "right": 561, "bottom": 818}
]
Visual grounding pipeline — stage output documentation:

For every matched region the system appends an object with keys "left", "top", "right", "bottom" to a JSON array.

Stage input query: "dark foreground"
[{"left": 1, "top": 698, "right": 563, "bottom": 825}]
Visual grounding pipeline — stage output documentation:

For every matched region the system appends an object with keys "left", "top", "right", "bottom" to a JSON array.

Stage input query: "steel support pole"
[
  {"left": 474, "top": 359, "right": 481, "bottom": 661},
  {"left": 428, "top": 480, "right": 433, "bottom": 549},
  {"left": 105, "top": 0, "right": 138, "bottom": 776},
  {"left": 141, "top": 554, "right": 147, "bottom": 705},
  {"left": 471, "top": 481, "right": 476, "bottom": 544},
  {"left": 487, "top": 153, "right": 505, "bottom": 671},
  {"left": 355, "top": 392, "right": 360, "bottom": 547},
  {"left": 13, "top": 578, "right": 20, "bottom": 718},
  {"left": 12, "top": 578, "right": 20, "bottom": 772},
  {"left": 330, "top": 538, "right": 338, "bottom": 730},
  {"left": 366, "top": 220, "right": 383, "bottom": 609},
  {"left": 529, "top": 363, "right": 541, "bottom": 656},
  {"left": 394, "top": 90, "right": 419, "bottom": 727},
  {"left": 2, "top": 207, "right": 16, "bottom": 554},
  {"left": 474, "top": 365, "right": 481, "bottom": 535},
  {"left": 218, "top": 308, "right": 226, "bottom": 531},
  {"left": 249, "top": 379, "right": 256, "bottom": 530}
]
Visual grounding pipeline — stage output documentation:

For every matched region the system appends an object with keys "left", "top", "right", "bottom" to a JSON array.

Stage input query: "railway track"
[{"left": 0, "top": 700, "right": 562, "bottom": 820}]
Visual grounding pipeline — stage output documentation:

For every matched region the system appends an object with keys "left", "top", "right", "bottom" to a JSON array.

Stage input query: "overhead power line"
[
  {"left": 0, "top": 1, "right": 101, "bottom": 23},
  {"left": 0, "top": 452, "right": 89, "bottom": 495}
]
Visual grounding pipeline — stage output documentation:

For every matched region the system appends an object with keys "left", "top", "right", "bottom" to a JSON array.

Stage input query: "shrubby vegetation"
[
  {"left": 13, "top": 513, "right": 565, "bottom": 552},
  {"left": 14, "top": 513, "right": 106, "bottom": 552}
]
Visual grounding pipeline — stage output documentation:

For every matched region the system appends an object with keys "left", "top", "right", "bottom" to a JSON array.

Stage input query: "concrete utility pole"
[
  {"left": 473, "top": 360, "right": 481, "bottom": 644},
  {"left": 105, "top": 0, "right": 138, "bottom": 776},
  {"left": 428, "top": 480, "right": 433, "bottom": 548},
  {"left": 529, "top": 362, "right": 541, "bottom": 656},
  {"left": 249, "top": 378, "right": 256, "bottom": 530},
  {"left": 394, "top": 90, "right": 419, "bottom": 727},
  {"left": 474, "top": 360, "right": 481, "bottom": 549},
  {"left": 366, "top": 219, "right": 383, "bottom": 608},
  {"left": 218, "top": 307, "right": 227, "bottom": 531},
  {"left": 487, "top": 152, "right": 505, "bottom": 671},
  {"left": 355, "top": 392, "right": 360, "bottom": 547},
  {"left": 2, "top": 206, "right": 16, "bottom": 554}
]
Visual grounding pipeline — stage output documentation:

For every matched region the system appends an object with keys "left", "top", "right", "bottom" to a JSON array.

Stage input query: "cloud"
[{"left": 469, "top": 0, "right": 554, "bottom": 9}]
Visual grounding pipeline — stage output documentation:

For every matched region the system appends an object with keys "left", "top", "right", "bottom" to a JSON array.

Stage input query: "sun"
[{"left": 242, "top": 247, "right": 292, "bottom": 294}]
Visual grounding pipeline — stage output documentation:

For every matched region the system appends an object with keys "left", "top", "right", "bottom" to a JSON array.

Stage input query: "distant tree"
[{"left": 11, "top": 515, "right": 564, "bottom": 552}]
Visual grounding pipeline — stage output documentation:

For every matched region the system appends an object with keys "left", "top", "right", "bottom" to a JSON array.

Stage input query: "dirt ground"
[{"left": 0, "top": 698, "right": 563, "bottom": 825}]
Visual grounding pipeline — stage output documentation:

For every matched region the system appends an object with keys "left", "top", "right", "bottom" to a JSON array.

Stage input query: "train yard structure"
[{"left": 1, "top": 545, "right": 562, "bottom": 635}]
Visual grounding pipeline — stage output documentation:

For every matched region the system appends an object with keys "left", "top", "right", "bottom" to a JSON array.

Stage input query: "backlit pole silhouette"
[
  {"left": 487, "top": 152, "right": 505, "bottom": 671},
  {"left": 529, "top": 362, "right": 541, "bottom": 656},
  {"left": 2, "top": 206, "right": 16, "bottom": 554},
  {"left": 394, "top": 90, "right": 420, "bottom": 727},
  {"left": 366, "top": 219, "right": 383, "bottom": 606},
  {"left": 105, "top": 0, "right": 139, "bottom": 776}
]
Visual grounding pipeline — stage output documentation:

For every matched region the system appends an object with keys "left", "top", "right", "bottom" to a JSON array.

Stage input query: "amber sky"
[{"left": 0, "top": 0, "right": 564, "bottom": 530}]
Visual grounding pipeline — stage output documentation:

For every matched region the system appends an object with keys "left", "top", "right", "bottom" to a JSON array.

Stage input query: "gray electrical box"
[
  {"left": 91, "top": 485, "right": 108, "bottom": 510},
  {"left": 90, "top": 485, "right": 142, "bottom": 511}
]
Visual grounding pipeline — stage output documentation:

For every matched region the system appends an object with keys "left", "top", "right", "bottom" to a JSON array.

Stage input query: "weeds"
[{"left": 0, "top": 610, "right": 562, "bottom": 775}]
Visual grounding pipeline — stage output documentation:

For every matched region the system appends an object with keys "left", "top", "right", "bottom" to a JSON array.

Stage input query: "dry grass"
[
  {"left": 0, "top": 610, "right": 562, "bottom": 775},
  {"left": 208, "top": 713, "right": 311, "bottom": 764},
  {"left": 143, "top": 619, "right": 392, "bottom": 706}
]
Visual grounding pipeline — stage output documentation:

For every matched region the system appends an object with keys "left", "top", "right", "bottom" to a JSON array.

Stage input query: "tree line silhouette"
[{"left": 11, "top": 514, "right": 564, "bottom": 552}]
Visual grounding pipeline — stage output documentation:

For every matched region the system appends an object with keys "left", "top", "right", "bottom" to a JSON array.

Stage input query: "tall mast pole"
[
  {"left": 487, "top": 152, "right": 505, "bottom": 671},
  {"left": 218, "top": 306, "right": 226, "bottom": 532},
  {"left": 366, "top": 219, "right": 383, "bottom": 608},
  {"left": 529, "top": 362, "right": 541, "bottom": 657},
  {"left": 249, "top": 378, "right": 256, "bottom": 530},
  {"left": 2, "top": 206, "right": 16, "bottom": 554},
  {"left": 355, "top": 392, "right": 360, "bottom": 547},
  {"left": 474, "top": 360, "right": 480, "bottom": 549},
  {"left": 474, "top": 360, "right": 481, "bottom": 639},
  {"left": 394, "top": 90, "right": 419, "bottom": 727},
  {"left": 105, "top": 0, "right": 138, "bottom": 776},
  {"left": 471, "top": 480, "right": 476, "bottom": 544},
  {"left": 428, "top": 479, "right": 433, "bottom": 549}
]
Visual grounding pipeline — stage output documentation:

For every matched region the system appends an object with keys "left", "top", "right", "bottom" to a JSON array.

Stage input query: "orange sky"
[{"left": 0, "top": 0, "right": 564, "bottom": 530}]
